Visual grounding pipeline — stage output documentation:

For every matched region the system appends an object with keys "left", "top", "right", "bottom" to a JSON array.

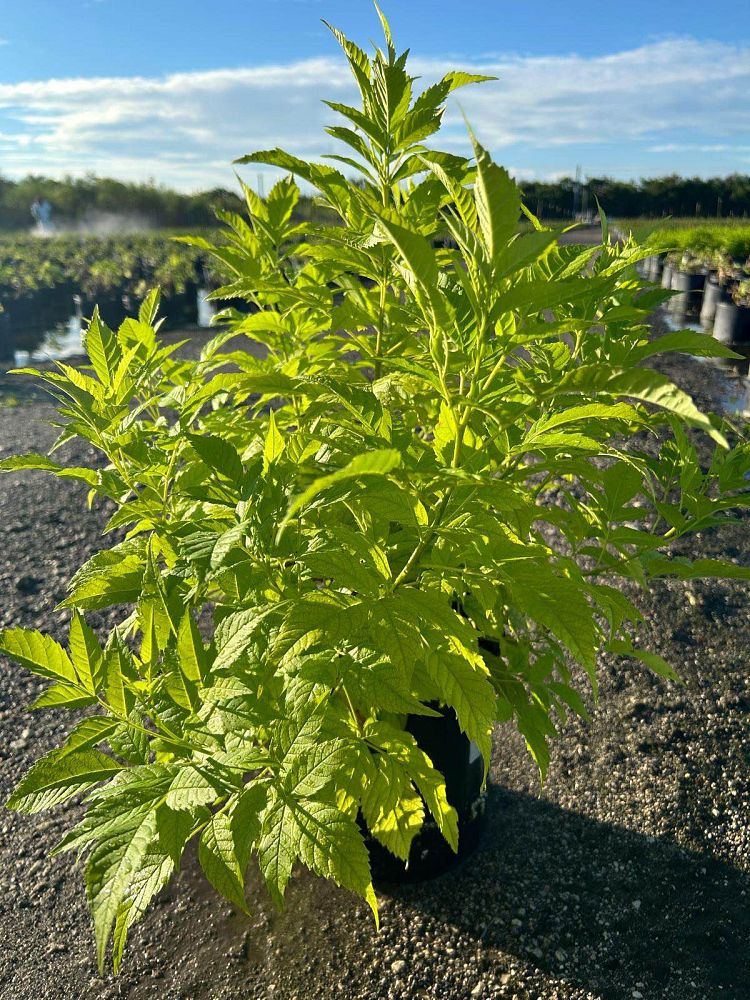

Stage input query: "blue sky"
[{"left": 0, "top": 0, "right": 748, "bottom": 191}]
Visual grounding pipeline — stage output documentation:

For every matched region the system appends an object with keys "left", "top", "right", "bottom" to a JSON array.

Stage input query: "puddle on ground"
[
  {"left": 14, "top": 314, "right": 84, "bottom": 366},
  {"left": 9, "top": 287, "right": 216, "bottom": 366}
]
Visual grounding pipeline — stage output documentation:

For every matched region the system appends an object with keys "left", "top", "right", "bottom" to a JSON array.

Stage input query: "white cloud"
[{"left": 0, "top": 37, "right": 747, "bottom": 190}]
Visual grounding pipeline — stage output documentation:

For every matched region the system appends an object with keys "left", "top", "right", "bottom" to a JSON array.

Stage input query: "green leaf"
[
  {"left": 608, "top": 369, "right": 727, "bottom": 446},
  {"left": 360, "top": 752, "right": 424, "bottom": 861},
  {"left": 633, "top": 329, "right": 744, "bottom": 362},
  {"left": 0, "top": 452, "right": 100, "bottom": 488},
  {"left": 7, "top": 749, "right": 122, "bottom": 814},
  {"left": 84, "top": 308, "right": 121, "bottom": 385},
  {"left": 177, "top": 611, "right": 209, "bottom": 685},
  {"left": 365, "top": 720, "right": 459, "bottom": 854},
  {"left": 213, "top": 605, "right": 276, "bottom": 672},
  {"left": 86, "top": 803, "right": 160, "bottom": 972},
  {"left": 198, "top": 785, "right": 266, "bottom": 912},
  {"left": 504, "top": 563, "right": 597, "bottom": 675},
  {"left": 282, "top": 449, "right": 402, "bottom": 532},
  {"left": 263, "top": 409, "right": 285, "bottom": 472},
  {"left": 111, "top": 848, "right": 173, "bottom": 975},
  {"left": 643, "top": 556, "right": 750, "bottom": 580},
  {"left": 258, "top": 791, "right": 376, "bottom": 921},
  {"left": 373, "top": 214, "right": 446, "bottom": 326},
  {"left": 138, "top": 288, "right": 161, "bottom": 325},
  {"left": 69, "top": 611, "right": 103, "bottom": 695},
  {"left": 470, "top": 135, "right": 520, "bottom": 261},
  {"left": 608, "top": 638, "right": 680, "bottom": 681},
  {"left": 61, "top": 546, "right": 144, "bottom": 611},
  {"left": 188, "top": 433, "right": 244, "bottom": 485},
  {"left": 424, "top": 651, "right": 495, "bottom": 775},
  {"left": 0, "top": 628, "right": 76, "bottom": 684},
  {"left": 57, "top": 717, "right": 119, "bottom": 758},
  {"left": 29, "top": 681, "right": 96, "bottom": 711}
]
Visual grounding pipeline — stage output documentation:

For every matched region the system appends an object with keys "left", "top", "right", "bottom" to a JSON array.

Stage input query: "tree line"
[
  {"left": 1, "top": 172, "right": 749, "bottom": 231},
  {"left": 521, "top": 174, "right": 750, "bottom": 220}
]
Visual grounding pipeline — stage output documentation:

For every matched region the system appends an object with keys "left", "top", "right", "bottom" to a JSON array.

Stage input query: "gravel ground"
[{"left": 0, "top": 325, "right": 748, "bottom": 1000}]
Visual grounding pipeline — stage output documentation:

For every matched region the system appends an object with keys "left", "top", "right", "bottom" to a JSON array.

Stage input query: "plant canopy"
[{"left": 3, "top": 7, "right": 750, "bottom": 974}]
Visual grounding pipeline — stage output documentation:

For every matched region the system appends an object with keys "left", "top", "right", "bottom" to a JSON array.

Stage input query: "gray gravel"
[{"left": 0, "top": 328, "right": 748, "bottom": 1000}]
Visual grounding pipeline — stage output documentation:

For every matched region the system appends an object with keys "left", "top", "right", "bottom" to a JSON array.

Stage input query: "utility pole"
[{"left": 573, "top": 164, "right": 582, "bottom": 219}]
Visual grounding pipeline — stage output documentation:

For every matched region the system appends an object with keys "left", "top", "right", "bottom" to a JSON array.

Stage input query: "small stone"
[
  {"left": 632, "top": 899, "right": 642, "bottom": 911},
  {"left": 470, "top": 984, "right": 483, "bottom": 997},
  {"left": 632, "top": 992, "right": 644, "bottom": 999},
  {"left": 391, "top": 959, "right": 407, "bottom": 975}
]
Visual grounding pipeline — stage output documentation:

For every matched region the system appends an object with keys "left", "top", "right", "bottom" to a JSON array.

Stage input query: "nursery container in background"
[
  {"left": 701, "top": 277, "right": 731, "bottom": 329},
  {"left": 669, "top": 270, "right": 706, "bottom": 321},
  {"left": 714, "top": 301, "right": 750, "bottom": 345},
  {"left": 649, "top": 255, "right": 664, "bottom": 284}
]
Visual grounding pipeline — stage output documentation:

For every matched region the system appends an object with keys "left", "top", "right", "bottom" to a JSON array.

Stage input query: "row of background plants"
[
  {"left": 0, "top": 232, "right": 233, "bottom": 354},
  {"left": 633, "top": 223, "right": 750, "bottom": 343}
]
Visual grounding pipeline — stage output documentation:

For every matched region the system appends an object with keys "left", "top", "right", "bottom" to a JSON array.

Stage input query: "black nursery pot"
[
  {"left": 648, "top": 256, "right": 664, "bottom": 284},
  {"left": 714, "top": 301, "right": 750, "bottom": 346},
  {"left": 365, "top": 705, "right": 486, "bottom": 885},
  {"left": 669, "top": 270, "right": 705, "bottom": 320},
  {"left": 0, "top": 310, "right": 13, "bottom": 362},
  {"left": 700, "top": 277, "right": 730, "bottom": 329}
]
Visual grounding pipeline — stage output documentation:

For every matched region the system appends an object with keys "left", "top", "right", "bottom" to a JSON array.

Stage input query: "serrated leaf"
[
  {"left": 189, "top": 433, "right": 244, "bottom": 485},
  {"left": 61, "top": 546, "right": 144, "bottom": 611},
  {"left": 111, "top": 848, "right": 173, "bottom": 975},
  {"left": 424, "top": 652, "right": 495, "bottom": 777},
  {"left": 608, "top": 638, "right": 680, "bottom": 681},
  {"left": 138, "top": 288, "right": 161, "bottom": 325},
  {"left": 69, "top": 611, "right": 103, "bottom": 694},
  {"left": 471, "top": 136, "right": 520, "bottom": 261},
  {"left": 84, "top": 308, "right": 121, "bottom": 385},
  {"left": 263, "top": 409, "right": 285, "bottom": 472},
  {"left": 361, "top": 753, "right": 424, "bottom": 861},
  {"left": 177, "top": 611, "right": 209, "bottom": 685},
  {"left": 198, "top": 784, "right": 265, "bottom": 912},
  {"left": 281, "top": 448, "right": 402, "bottom": 532},
  {"left": 258, "top": 791, "right": 376, "bottom": 921},
  {"left": 0, "top": 628, "right": 76, "bottom": 684},
  {"left": 213, "top": 605, "right": 276, "bottom": 672},
  {"left": 7, "top": 749, "right": 122, "bottom": 814},
  {"left": 86, "top": 803, "right": 160, "bottom": 972}
]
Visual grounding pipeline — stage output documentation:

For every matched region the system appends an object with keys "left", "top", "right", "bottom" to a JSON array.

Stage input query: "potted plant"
[
  {"left": 661, "top": 251, "right": 676, "bottom": 290},
  {"left": 668, "top": 252, "right": 706, "bottom": 320},
  {"left": 714, "top": 278, "right": 750, "bottom": 345},
  {"left": 700, "top": 250, "right": 737, "bottom": 329},
  {"left": 3, "top": 9, "right": 750, "bottom": 976}
]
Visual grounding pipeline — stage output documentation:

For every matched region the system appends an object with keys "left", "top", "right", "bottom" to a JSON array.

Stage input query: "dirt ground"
[{"left": 0, "top": 326, "right": 748, "bottom": 1000}]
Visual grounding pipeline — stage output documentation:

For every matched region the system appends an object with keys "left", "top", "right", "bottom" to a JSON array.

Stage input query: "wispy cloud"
[{"left": 0, "top": 37, "right": 747, "bottom": 189}]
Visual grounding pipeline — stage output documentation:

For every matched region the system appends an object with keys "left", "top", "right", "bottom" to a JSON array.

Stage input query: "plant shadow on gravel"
[{"left": 397, "top": 786, "right": 750, "bottom": 999}]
